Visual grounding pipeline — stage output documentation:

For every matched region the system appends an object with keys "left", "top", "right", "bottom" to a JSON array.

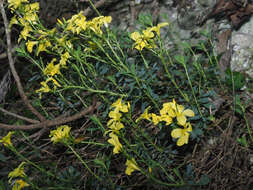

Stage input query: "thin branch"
[
  {"left": 0, "top": 101, "right": 101, "bottom": 130},
  {"left": 129, "top": 0, "right": 136, "bottom": 32},
  {"left": 0, "top": 1, "right": 46, "bottom": 122},
  {"left": 0, "top": 107, "right": 39, "bottom": 124}
]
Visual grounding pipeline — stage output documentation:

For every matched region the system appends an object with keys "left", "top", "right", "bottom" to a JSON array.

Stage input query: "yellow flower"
[
  {"left": 99, "top": 16, "right": 112, "bottom": 27},
  {"left": 130, "top": 31, "right": 141, "bottom": 41},
  {"left": 107, "top": 110, "right": 124, "bottom": 132},
  {"left": 130, "top": 31, "right": 153, "bottom": 51},
  {"left": 8, "top": 162, "right": 26, "bottom": 181},
  {"left": 160, "top": 114, "right": 172, "bottom": 125},
  {"left": 59, "top": 51, "right": 70, "bottom": 67},
  {"left": 136, "top": 106, "right": 151, "bottom": 122},
  {"left": 160, "top": 101, "right": 176, "bottom": 118},
  {"left": 8, "top": 0, "right": 28, "bottom": 10},
  {"left": 111, "top": 98, "right": 129, "bottom": 113},
  {"left": 12, "top": 179, "right": 29, "bottom": 190},
  {"left": 130, "top": 32, "right": 145, "bottom": 51},
  {"left": 109, "top": 110, "right": 122, "bottom": 120},
  {"left": 108, "top": 121, "right": 124, "bottom": 132},
  {"left": 37, "top": 28, "right": 56, "bottom": 40},
  {"left": 46, "top": 77, "right": 61, "bottom": 88},
  {"left": 0, "top": 131, "right": 14, "bottom": 147},
  {"left": 65, "top": 11, "right": 88, "bottom": 34},
  {"left": 125, "top": 158, "right": 140, "bottom": 175},
  {"left": 150, "top": 22, "right": 168, "bottom": 37},
  {"left": 49, "top": 125, "right": 71, "bottom": 144},
  {"left": 24, "top": 2, "right": 39, "bottom": 13},
  {"left": 87, "top": 16, "right": 112, "bottom": 35},
  {"left": 23, "top": 3, "right": 40, "bottom": 23},
  {"left": 107, "top": 110, "right": 121, "bottom": 125},
  {"left": 37, "top": 39, "right": 52, "bottom": 56},
  {"left": 142, "top": 27, "right": 155, "bottom": 39},
  {"left": 23, "top": 12, "right": 38, "bottom": 23},
  {"left": 18, "top": 25, "right": 32, "bottom": 43},
  {"left": 174, "top": 104, "right": 195, "bottom": 126},
  {"left": 151, "top": 113, "right": 161, "bottom": 125},
  {"left": 35, "top": 77, "right": 61, "bottom": 96},
  {"left": 9, "top": 15, "right": 18, "bottom": 29},
  {"left": 25, "top": 40, "right": 37, "bottom": 53},
  {"left": 107, "top": 133, "right": 122, "bottom": 154},
  {"left": 43, "top": 58, "right": 61, "bottom": 76},
  {"left": 171, "top": 122, "right": 192, "bottom": 146},
  {"left": 35, "top": 81, "right": 50, "bottom": 94},
  {"left": 74, "top": 15, "right": 87, "bottom": 34}
]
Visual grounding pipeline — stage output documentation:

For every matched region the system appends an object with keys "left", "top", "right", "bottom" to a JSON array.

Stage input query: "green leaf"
[
  {"left": 237, "top": 136, "right": 248, "bottom": 147},
  {"left": 174, "top": 55, "right": 185, "bottom": 64},
  {"left": 197, "top": 175, "right": 210, "bottom": 185},
  {"left": 138, "top": 12, "right": 153, "bottom": 26},
  {"left": 0, "top": 153, "right": 7, "bottom": 162}
]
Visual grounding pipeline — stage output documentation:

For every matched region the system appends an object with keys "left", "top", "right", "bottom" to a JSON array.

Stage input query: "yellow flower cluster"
[
  {"left": 0, "top": 131, "right": 15, "bottom": 147},
  {"left": 106, "top": 98, "right": 129, "bottom": 154},
  {"left": 59, "top": 11, "right": 112, "bottom": 35},
  {"left": 130, "top": 23, "right": 168, "bottom": 51},
  {"left": 49, "top": 125, "right": 71, "bottom": 144},
  {"left": 136, "top": 99, "right": 195, "bottom": 146},
  {"left": 106, "top": 98, "right": 141, "bottom": 175},
  {"left": 35, "top": 51, "right": 70, "bottom": 95},
  {"left": 8, "top": 162, "right": 29, "bottom": 190},
  {"left": 125, "top": 158, "right": 141, "bottom": 176},
  {"left": 8, "top": 0, "right": 40, "bottom": 42}
]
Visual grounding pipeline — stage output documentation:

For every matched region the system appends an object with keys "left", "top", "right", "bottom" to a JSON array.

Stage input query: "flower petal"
[
  {"left": 171, "top": 128, "right": 183, "bottom": 138},
  {"left": 177, "top": 115, "right": 186, "bottom": 126},
  {"left": 183, "top": 109, "right": 195, "bottom": 117}
]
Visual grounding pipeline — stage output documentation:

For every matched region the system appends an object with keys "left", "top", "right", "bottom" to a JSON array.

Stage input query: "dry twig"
[
  {"left": 0, "top": 100, "right": 101, "bottom": 130},
  {"left": 0, "top": 0, "right": 46, "bottom": 122}
]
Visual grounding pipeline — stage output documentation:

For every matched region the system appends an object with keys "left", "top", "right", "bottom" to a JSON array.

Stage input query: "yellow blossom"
[
  {"left": 25, "top": 40, "right": 37, "bottom": 53},
  {"left": 8, "top": 162, "right": 26, "bottom": 181},
  {"left": 160, "top": 114, "right": 173, "bottom": 125},
  {"left": 37, "top": 28, "right": 56, "bottom": 40},
  {"left": 171, "top": 122, "right": 192, "bottom": 146},
  {"left": 43, "top": 58, "right": 61, "bottom": 76},
  {"left": 174, "top": 104, "right": 195, "bottom": 126},
  {"left": 88, "top": 16, "right": 112, "bottom": 35},
  {"left": 46, "top": 77, "right": 61, "bottom": 88},
  {"left": 18, "top": 25, "right": 32, "bottom": 43},
  {"left": 59, "top": 51, "right": 70, "bottom": 67},
  {"left": 37, "top": 39, "right": 52, "bottom": 56},
  {"left": 130, "top": 31, "right": 153, "bottom": 51},
  {"left": 23, "top": 13, "right": 38, "bottom": 23},
  {"left": 12, "top": 179, "right": 29, "bottom": 190},
  {"left": 9, "top": 15, "right": 18, "bottom": 29},
  {"left": 125, "top": 158, "right": 140, "bottom": 175},
  {"left": 160, "top": 101, "right": 176, "bottom": 118},
  {"left": 142, "top": 27, "right": 155, "bottom": 39},
  {"left": 107, "top": 133, "right": 122, "bottom": 154},
  {"left": 108, "top": 121, "right": 124, "bottom": 132},
  {"left": 8, "top": 0, "right": 28, "bottom": 10},
  {"left": 151, "top": 113, "right": 161, "bottom": 125},
  {"left": 0, "top": 131, "right": 14, "bottom": 147},
  {"left": 23, "top": 3, "right": 40, "bottom": 23},
  {"left": 136, "top": 106, "right": 151, "bottom": 122},
  {"left": 24, "top": 2, "right": 39, "bottom": 13},
  {"left": 65, "top": 11, "right": 87, "bottom": 34},
  {"left": 35, "top": 81, "right": 50, "bottom": 94},
  {"left": 150, "top": 22, "right": 168, "bottom": 37},
  {"left": 49, "top": 125, "right": 71, "bottom": 144},
  {"left": 107, "top": 110, "right": 121, "bottom": 125},
  {"left": 107, "top": 110, "right": 124, "bottom": 132},
  {"left": 111, "top": 98, "right": 129, "bottom": 113}
]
